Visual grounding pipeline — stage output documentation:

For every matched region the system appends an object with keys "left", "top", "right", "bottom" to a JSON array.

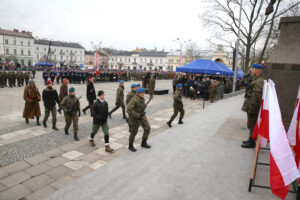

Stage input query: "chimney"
[
  {"left": 22, "top": 30, "right": 26, "bottom": 33},
  {"left": 26, "top": 32, "right": 32, "bottom": 36},
  {"left": 13, "top": 29, "right": 18, "bottom": 32}
]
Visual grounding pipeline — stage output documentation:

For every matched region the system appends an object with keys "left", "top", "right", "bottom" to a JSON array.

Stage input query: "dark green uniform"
[
  {"left": 25, "top": 72, "right": 30, "bottom": 85},
  {"left": 60, "top": 94, "right": 80, "bottom": 133},
  {"left": 3, "top": 71, "right": 8, "bottom": 87},
  {"left": 126, "top": 90, "right": 136, "bottom": 105},
  {"left": 17, "top": 72, "right": 22, "bottom": 87},
  {"left": 168, "top": 89, "right": 185, "bottom": 123},
  {"left": 242, "top": 73, "right": 264, "bottom": 142},
  {"left": 109, "top": 85, "right": 127, "bottom": 119},
  {"left": 8, "top": 72, "right": 13, "bottom": 87},
  {"left": 127, "top": 95, "right": 151, "bottom": 144}
]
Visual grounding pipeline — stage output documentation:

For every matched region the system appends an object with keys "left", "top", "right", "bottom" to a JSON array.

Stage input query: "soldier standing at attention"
[
  {"left": 126, "top": 84, "right": 138, "bottom": 105},
  {"left": 58, "top": 78, "right": 68, "bottom": 113},
  {"left": 43, "top": 69, "right": 48, "bottom": 85},
  {"left": 60, "top": 87, "right": 81, "bottom": 141},
  {"left": 42, "top": 80, "right": 60, "bottom": 130},
  {"left": 82, "top": 77, "right": 96, "bottom": 115},
  {"left": 23, "top": 80, "right": 41, "bottom": 125},
  {"left": 127, "top": 88, "right": 151, "bottom": 152},
  {"left": 50, "top": 70, "right": 55, "bottom": 84},
  {"left": 108, "top": 80, "right": 128, "bottom": 122},
  {"left": 167, "top": 83, "right": 185, "bottom": 127},
  {"left": 241, "top": 64, "right": 265, "bottom": 148},
  {"left": 89, "top": 90, "right": 114, "bottom": 153},
  {"left": 148, "top": 75, "right": 156, "bottom": 99}
]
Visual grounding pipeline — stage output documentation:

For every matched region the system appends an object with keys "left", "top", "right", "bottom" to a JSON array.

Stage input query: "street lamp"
[{"left": 173, "top": 38, "right": 191, "bottom": 67}]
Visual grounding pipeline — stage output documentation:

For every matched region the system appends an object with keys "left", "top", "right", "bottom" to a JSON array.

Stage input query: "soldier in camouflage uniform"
[
  {"left": 108, "top": 80, "right": 128, "bottom": 122},
  {"left": 12, "top": 71, "right": 16, "bottom": 86},
  {"left": 60, "top": 87, "right": 81, "bottom": 141},
  {"left": 241, "top": 64, "right": 265, "bottom": 148},
  {"left": 167, "top": 83, "right": 185, "bottom": 127},
  {"left": 243, "top": 70, "right": 252, "bottom": 98},
  {"left": 3, "top": 71, "right": 8, "bottom": 87},
  {"left": 127, "top": 87, "right": 151, "bottom": 152},
  {"left": 16, "top": 71, "right": 22, "bottom": 87},
  {"left": 126, "top": 84, "right": 138, "bottom": 105}
]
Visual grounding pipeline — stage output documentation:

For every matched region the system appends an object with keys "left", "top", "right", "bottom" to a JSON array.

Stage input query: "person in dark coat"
[
  {"left": 50, "top": 70, "right": 55, "bottom": 84},
  {"left": 42, "top": 69, "right": 48, "bottom": 85},
  {"left": 82, "top": 77, "right": 96, "bottom": 115},
  {"left": 89, "top": 90, "right": 114, "bottom": 153}
]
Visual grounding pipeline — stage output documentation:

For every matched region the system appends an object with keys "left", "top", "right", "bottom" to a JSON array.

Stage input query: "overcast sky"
[{"left": 0, "top": 0, "right": 210, "bottom": 51}]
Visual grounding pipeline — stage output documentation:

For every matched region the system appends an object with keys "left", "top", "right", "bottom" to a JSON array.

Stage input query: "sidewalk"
[{"left": 44, "top": 94, "right": 295, "bottom": 200}]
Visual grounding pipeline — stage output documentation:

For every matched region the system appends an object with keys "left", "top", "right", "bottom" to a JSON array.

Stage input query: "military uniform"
[
  {"left": 148, "top": 77, "right": 155, "bottom": 99},
  {"left": 60, "top": 94, "right": 81, "bottom": 141},
  {"left": 109, "top": 85, "right": 128, "bottom": 120},
  {"left": 127, "top": 94, "right": 151, "bottom": 151},
  {"left": 25, "top": 72, "right": 30, "bottom": 85},
  {"left": 241, "top": 72, "right": 264, "bottom": 147},
  {"left": 126, "top": 90, "right": 136, "bottom": 105},
  {"left": 167, "top": 88, "right": 185, "bottom": 127}
]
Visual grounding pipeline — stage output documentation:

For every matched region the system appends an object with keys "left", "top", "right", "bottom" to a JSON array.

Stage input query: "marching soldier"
[
  {"left": 108, "top": 80, "right": 128, "bottom": 122},
  {"left": 89, "top": 90, "right": 114, "bottom": 153},
  {"left": 82, "top": 77, "right": 96, "bottom": 115},
  {"left": 42, "top": 80, "right": 60, "bottom": 130},
  {"left": 241, "top": 64, "right": 265, "bottom": 148},
  {"left": 167, "top": 83, "right": 185, "bottom": 127},
  {"left": 127, "top": 88, "right": 151, "bottom": 152},
  {"left": 126, "top": 84, "right": 138, "bottom": 105},
  {"left": 148, "top": 75, "right": 156, "bottom": 99},
  {"left": 23, "top": 80, "right": 41, "bottom": 125},
  {"left": 43, "top": 69, "right": 48, "bottom": 85},
  {"left": 60, "top": 87, "right": 81, "bottom": 141}
]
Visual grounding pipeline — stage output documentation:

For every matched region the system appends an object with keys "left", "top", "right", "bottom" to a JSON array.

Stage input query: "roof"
[
  {"left": 0, "top": 28, "right": 34, "bottom": 39},
  {"left": 167, "top": 51, "right": 181, "bottom": 57},
  {"left": 139, "top": 51, "right": 168, "bottom": 57},
  {"left": 85, "top": 50, "right": 108, "bottom": 56},
  {"left": 34, "top": 39, "right": 85, "bottom": 49}
]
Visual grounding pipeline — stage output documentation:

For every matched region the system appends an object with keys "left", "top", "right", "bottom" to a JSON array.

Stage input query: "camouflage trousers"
[
  {"left": 64, "top": 113, "right": 79, "bottom": 133},
  {"left": 169, "top": 106, "right": 185, "bottom": 122},
  {"left": 128, "top": 116, "right": 151, "bottom": 144},
  {"left": 43, "top": 106, "right": 57, "bottom": 125},
  {"left": 247, "top": 112, "right": 258, "bottom": 140}
]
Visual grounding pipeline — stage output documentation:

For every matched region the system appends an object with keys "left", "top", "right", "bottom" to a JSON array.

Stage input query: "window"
[
  {"left": 129, "top": 58, "right": 131, "bottom": 62},
  {"left": 160, "top": 59, "right": 162, "bottom": 64},
  {"left": 150, "top": 59, "right": 153, "bottom": 63},
  {"left": 120, "top": 58, "right": 122, "bottom": 62},
  {"left": 54, "top": 55, "right": 56, "bottom": 60},
  {"left": 168, "top": 59, "right": 174, "bottom": 63},
  {"left": 80, "top": 57, "right": 82, "bottom": 61},
  {"left": 5, "top": 39, "right": 8, "bottom": 44},
  {"left": 20, "top": 41, "right": 23, "bottom": 46},
  {"left": 6, "top": 49, "right": 9, "bottom": 54},
  {"left": 44, "top": 48, "right": 46, "bottom": 51},
  {"left": 13, "top": 40, "right": 16, "bottom": 45},
  {"left": 67, "top": 56, "right": 69, "bottom": 60},
  {"left": 28, "top": 41, "right": 30, "bottom": 46},
  {"left": 37, "top": 54, "right": 40, "bottom": 59},
  {"left": 21, "top": 59, "right": 24, "bottom": 65},
  {"left": 61, "top": 56, "right": 63, "bottom": 60},
  {"left": 14, "top": 49, "right": 17, "bottom": 55},
  {"left": 21, "top": 50, "right": 24, "bottom": 55},
  {"left": 125, "top": 58, "right": 127, "bottom": 62},
  {"left": 28, "top": 60, "right": 32, "bottom": 66},
  {"left": 36, "top": 47, "right": 39, "bottom": 50},
  {"left": 28, "top": 50, "right": 31, "bottom": 56},
  {"left": 54, "top": 49, "right": 56, "bottom": 52},
  {"left": 111, "top": 58, "right": 114, "bottom": 62}
]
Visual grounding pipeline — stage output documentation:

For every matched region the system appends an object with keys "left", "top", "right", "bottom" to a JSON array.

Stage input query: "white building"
[
  {"left": 109, "top": 51, "right": 168, "bottom": 71},
  {"left": 34, "top": 39, "right": 85, "bottom": 66},
  {"left": 0, "top": 28, "right": 35, "bottom": 66}
]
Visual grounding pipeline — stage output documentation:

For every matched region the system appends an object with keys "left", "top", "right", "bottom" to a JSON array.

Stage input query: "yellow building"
[{"left": 166, "top": 51, "right": 184, "bottom": 71}]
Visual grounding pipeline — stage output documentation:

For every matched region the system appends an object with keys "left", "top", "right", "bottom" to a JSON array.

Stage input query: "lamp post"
[
  {"left": 233, "top": 0, "right": 243, "bottom": 92},
  {"left": 173, "top": 38, "right": 191, "bottom": 67}
]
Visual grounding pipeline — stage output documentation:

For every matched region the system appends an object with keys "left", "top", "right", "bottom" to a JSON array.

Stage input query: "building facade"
[
  {"left": 84, "top": 50, "right": 109, "bottom": 69},
  {"left": 34, "top": 39, "right": 85, "bottom": 66},
  {"left": 108, "top": 51, "right": 168, "bottom": 71},
  {"left": 166, "top": 51, "right": 184, "bottom": 71},
  {"left": 0, "top": 28, "right": 35, "bottom": 66}
]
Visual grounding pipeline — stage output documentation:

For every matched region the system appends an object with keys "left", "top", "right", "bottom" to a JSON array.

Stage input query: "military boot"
[
  {"left": 52, "top": 124, "right": 58, "bottom": 131},
  {"left": 105, "top": 145, "right": 114, "bottom": 153},
  {"left": 108, "top": 112, "right": 112, "bottom": 118},
  {"left": 64, "top": 128, "right": 69, "bottom": 135},
  {"left": 128, "top": 143, "right": 137, "bottom": 152},
  {"left": 74, "top": 132, "right": 80, "bottom": 141},
  {"left": 242, "top": 139, "right": 250, "bottom": 144},
  {"left": 36, "top": 117, "right": 40, "bottom": 126},
  {"left": 141, "top": 139, "right": 151, "bottom": 149},
  {"left": 167, "top": 121, "right": 172, "bottom": 128},
  {"left": 241, "top": 139, "right": 255, "bottom": 148},
  {"left": 25, "top": 118, "right": 29, "bottom": 124},
  {"left": 43, "top": 121, "right": 47, "bottom": 128},
  {"left": 123, "top": 115, "right": 128, "bottom": 123},
  {"left": 178, "top": 119, "right": 184, "bottom": 124},
  {"left": 89, "top": 139, "right": 95, "bottom": 146}
]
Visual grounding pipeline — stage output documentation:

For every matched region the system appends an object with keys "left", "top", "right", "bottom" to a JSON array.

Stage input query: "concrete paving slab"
[{"left": 0, "top": 184, "right": 31, "bottom": 200}]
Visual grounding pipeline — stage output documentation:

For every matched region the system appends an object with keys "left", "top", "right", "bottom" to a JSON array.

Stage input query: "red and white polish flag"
[
  {"left": 287, "top": 85, "right": 300, "bottom": 175},
  {"left": 265, "top": 81, "right": 299, "bottom": 199}
]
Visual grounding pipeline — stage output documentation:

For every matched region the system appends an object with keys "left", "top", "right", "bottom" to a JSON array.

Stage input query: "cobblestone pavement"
[{"left": 0, "top": 72, "right": 211, "bottom": 200}]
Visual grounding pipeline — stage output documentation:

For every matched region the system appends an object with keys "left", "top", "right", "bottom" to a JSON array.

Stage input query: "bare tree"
[
  {"left": 184, "top": 42, "right": 201, "bottom": 63},
  {"left": 201, "top": 0, "right": 300, "bottom": 71}
]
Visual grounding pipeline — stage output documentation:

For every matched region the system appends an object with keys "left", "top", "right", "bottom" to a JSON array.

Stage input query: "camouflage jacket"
[
  {"left": 127, "top": 95, "right": 145, "bottom": 119},
  {"left": 126, "top": 90, "right": 136, "bottom": 105},
  {"left": 60, "top": 94, "right": 80, "bottom": 115},
  {"left": 242, "top": 73, "right": 264, "bottom": 115},
  {"left": 173, "top": 89, "right": 183, "bottom": 109},
  {"left": 115, "top": 86, "right": 124, "bottom": 106}
]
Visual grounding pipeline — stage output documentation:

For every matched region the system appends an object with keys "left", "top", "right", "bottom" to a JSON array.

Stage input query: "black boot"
[
  {"left": 241, "top": 139, "right": 255, "bottom": 148},
  {"left": 123, "top": 115, "right": 128, "bottom": 123},
  {"left": 108, "top": 112, "right": 112, "bottom": 118},
  {"left": 178, "top": 119, "right": 184, "bottom": 124},
  {"left": 52, "top": 124, "right": 58, "bottom": 131},
  {"left": 64, "top": 128, "right": 69, "bottom": 135},
  {"left": 25, "top": 118, "right": 29, "bottom": 124},
  {"left": 167, "top": 121, "right": 172, "bottom": 127},
  {"left": 82, "top": 107, "right": 87, "bottom": 115},
  {"left": 36, "top": 117, "right": 40, "bottom": 126},
  {"left": 43, "top": 121, "right": 47, "bottom": 128},
  {"left": 128, "top": 143, "right": 137, "bottom": 152},
  {"left": 74, "top": 132, "right": 80, "bottom": 141},
  {"left": 141, "top": 139, "right": 151, "bottom": 149},
  {"left": 242, "top": 139, "right": 250, "bottom": 144}
]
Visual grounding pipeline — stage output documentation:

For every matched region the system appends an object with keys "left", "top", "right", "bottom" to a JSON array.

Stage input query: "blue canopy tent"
[
  {"left": 215, "top": 62, "right": 234, "bottom": 76},
  {"left": 176, "top": 59, "right": 233, "bottom": 76},
  {"left": 35, "top": 61, "right": 53, "bottom": 66},
  {"left": 237, "top": 68, "right": 244, "bottom": 79}
]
